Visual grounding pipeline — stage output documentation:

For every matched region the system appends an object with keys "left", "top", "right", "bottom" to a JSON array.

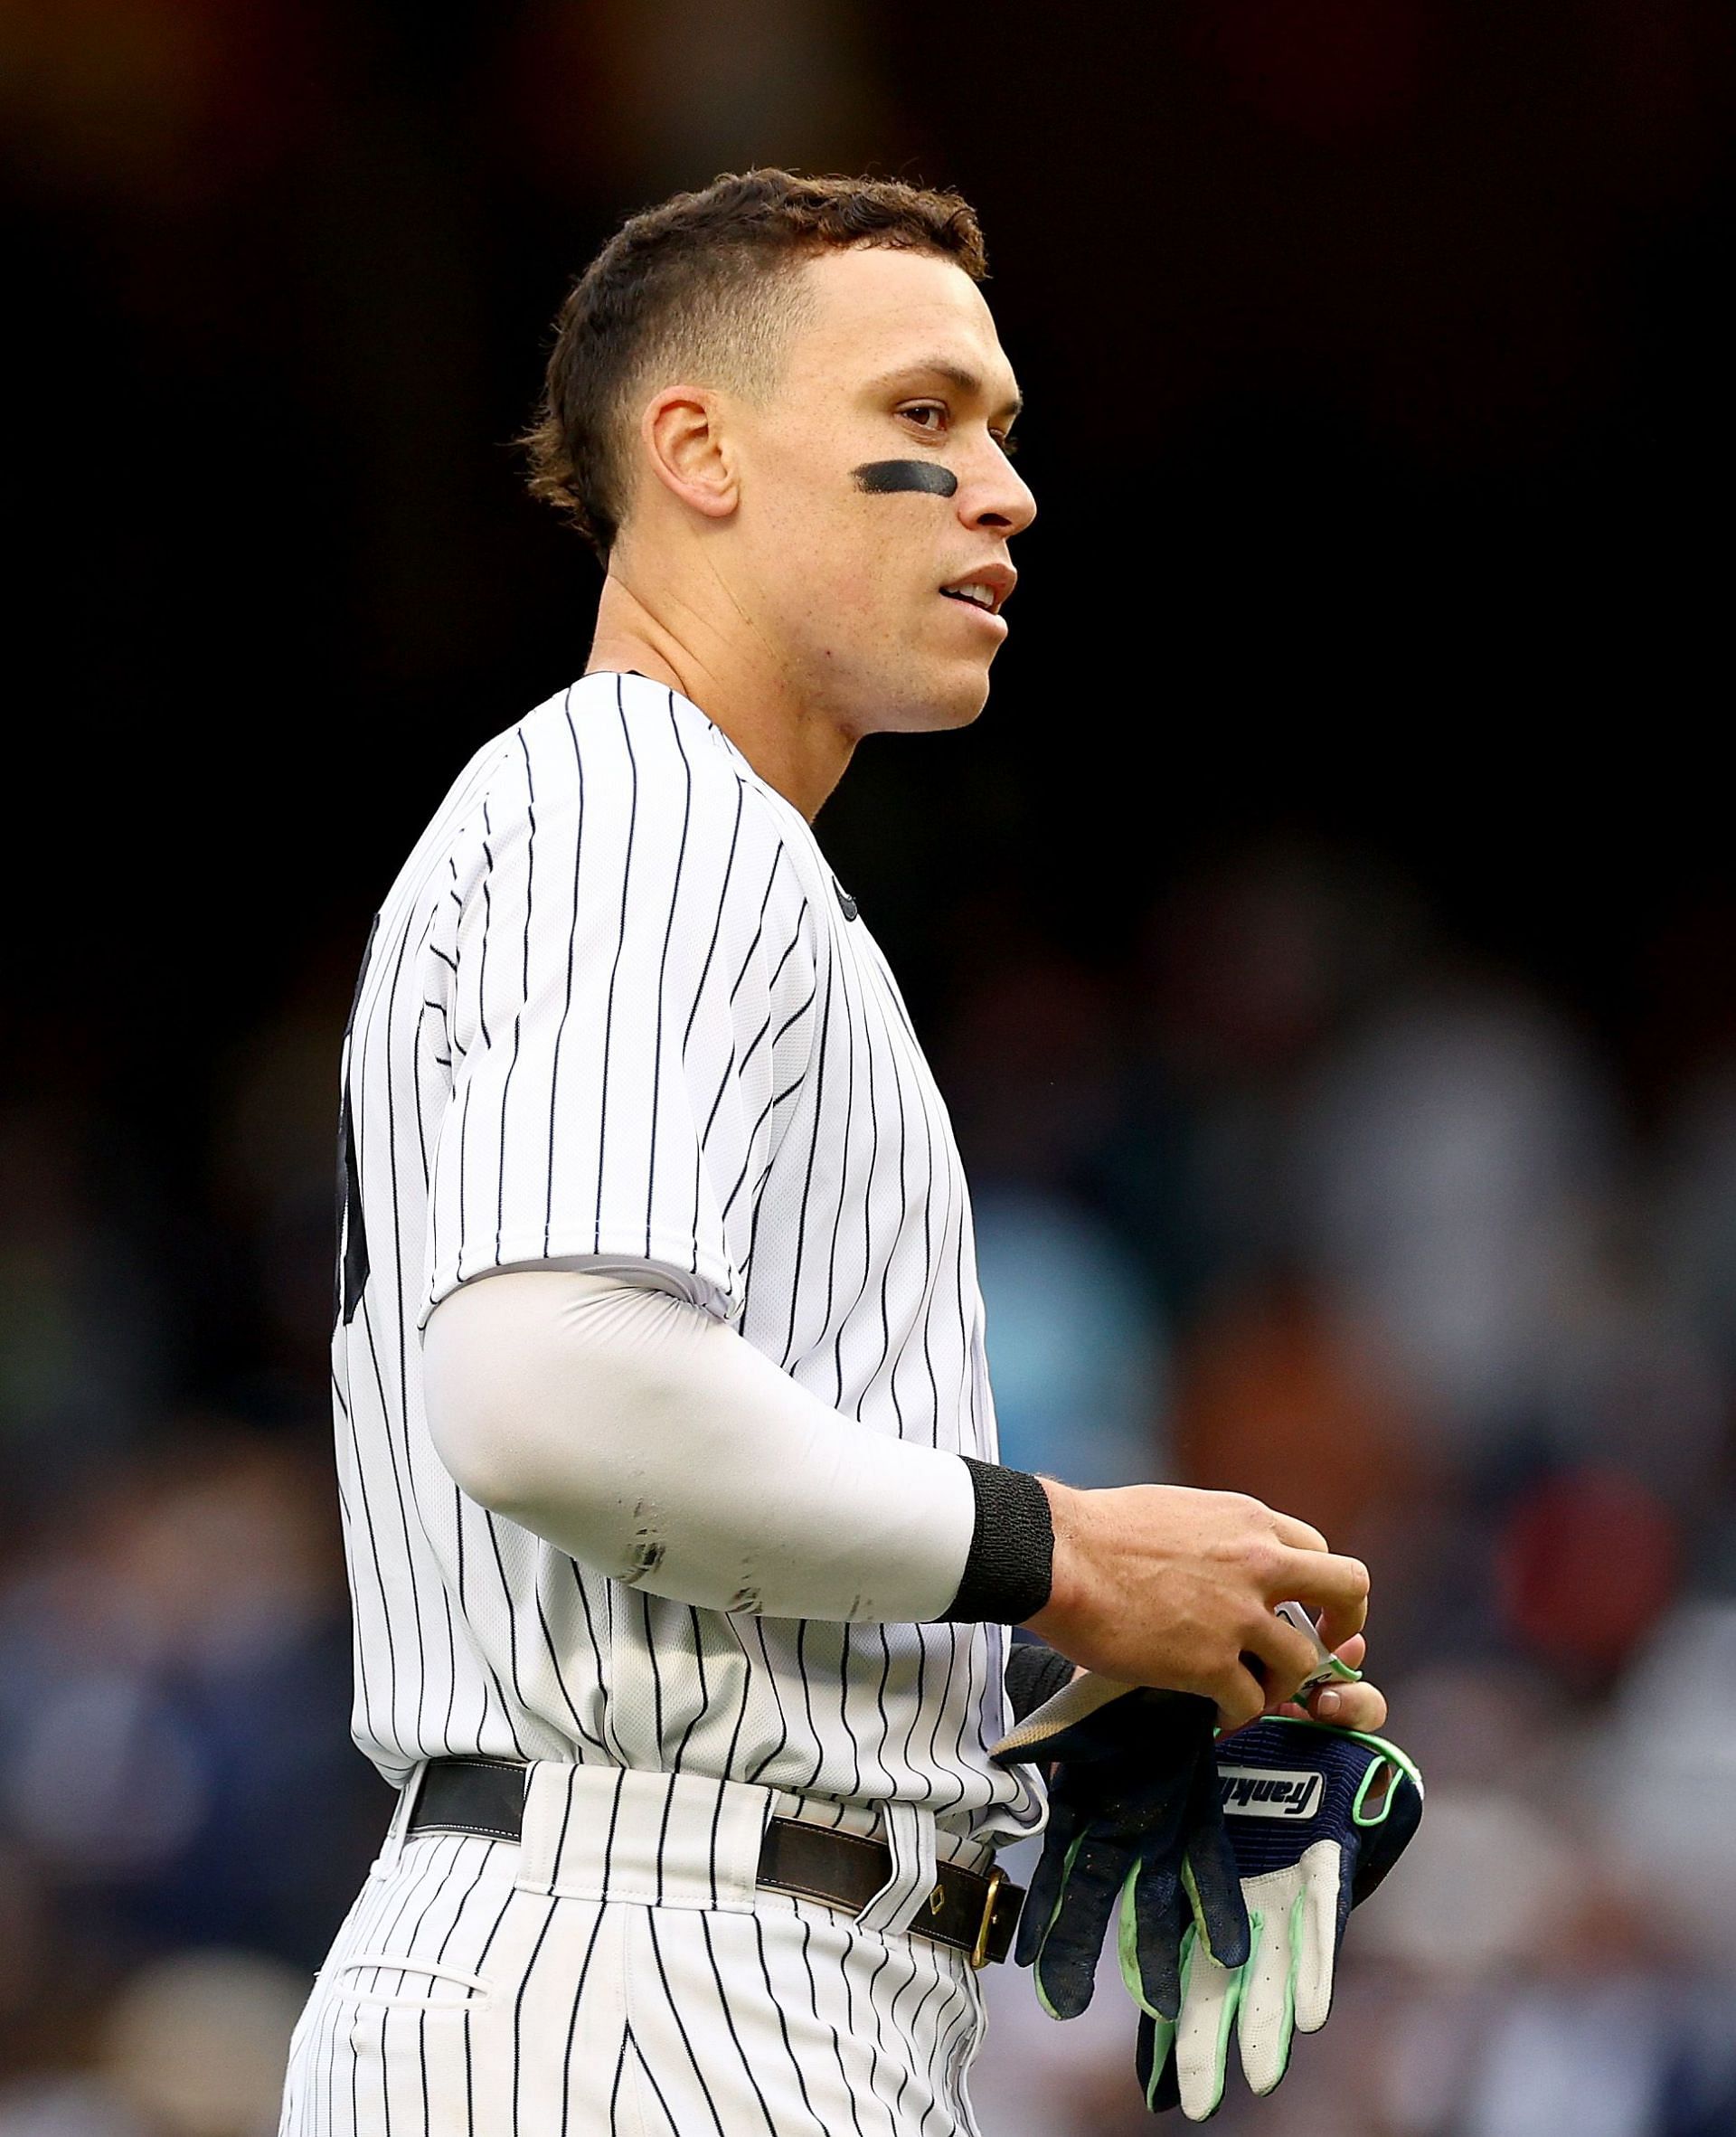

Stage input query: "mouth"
[{"left": 939, "top": 564, "right": 1015, "bottom": 629}]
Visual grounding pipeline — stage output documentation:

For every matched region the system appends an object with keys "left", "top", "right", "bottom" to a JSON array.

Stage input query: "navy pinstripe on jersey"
[{"left": 333, "top": 670, "right": 1043, "bottom": 1846}]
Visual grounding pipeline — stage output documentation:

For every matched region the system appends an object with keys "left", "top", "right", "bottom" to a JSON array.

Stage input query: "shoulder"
[
  {"left": 433, "top": 676, "right": 835, "bottom": 922},
  {"left": 494, "top": 674, "right": 783, "bottom": 839},
  {"left": 420, "top": 677, "right": 703, "bottom": 876},
  {"left": 571, "top": 675, "right": 835, "bottom": 903},
  {"left": 459, "top": 678, "right": 825, "bottom": 907}
]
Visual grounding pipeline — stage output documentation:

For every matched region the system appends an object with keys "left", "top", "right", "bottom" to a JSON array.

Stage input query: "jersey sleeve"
[{"left": 422, "top": 690, "right": 821, "bottom": 1326}]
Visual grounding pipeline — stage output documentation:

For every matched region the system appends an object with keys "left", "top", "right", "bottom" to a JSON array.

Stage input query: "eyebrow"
[{"left": 868, "top": 358, "right": 1024, "bottom": 425}]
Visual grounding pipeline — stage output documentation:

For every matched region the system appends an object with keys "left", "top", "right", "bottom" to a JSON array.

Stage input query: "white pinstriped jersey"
[{"left": 333, "top": 670, "right": 1044, "bottom": 1847}]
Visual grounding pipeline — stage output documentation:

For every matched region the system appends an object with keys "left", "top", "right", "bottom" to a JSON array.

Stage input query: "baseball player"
[{"left": 278, "top": 169, "right": 1386, "bottom": 2136}]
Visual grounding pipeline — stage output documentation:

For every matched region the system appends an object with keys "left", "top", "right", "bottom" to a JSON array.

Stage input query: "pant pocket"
[
  {"left": 332, "top": 1973, "right": 489, "bottom": 2137},
  {"left": 330, "top": 1952, "right": 495, "bottom": 2014}
]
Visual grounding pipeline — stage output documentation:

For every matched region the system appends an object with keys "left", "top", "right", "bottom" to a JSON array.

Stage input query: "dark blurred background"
[{"left": 5, "top": 2, "right": 1736, "bottom": 2131}]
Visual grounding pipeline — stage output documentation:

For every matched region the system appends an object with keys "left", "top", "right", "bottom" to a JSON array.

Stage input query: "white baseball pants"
[{"left": 278, "top": 1763, "right": 995, "bottom": 2136}]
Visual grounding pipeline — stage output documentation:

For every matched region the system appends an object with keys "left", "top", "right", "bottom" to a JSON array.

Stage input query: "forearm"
[{"left": 422, "top": 1267, "right": 1052, "bottom": 1625}]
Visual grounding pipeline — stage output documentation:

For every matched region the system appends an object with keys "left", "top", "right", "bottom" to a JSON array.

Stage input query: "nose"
[{"left": 961, "top": 440, "right": 1036, "bottom": 538}]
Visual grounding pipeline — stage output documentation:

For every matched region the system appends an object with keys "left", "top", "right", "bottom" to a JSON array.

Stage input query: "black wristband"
[
  {"left": 1004, "top": 1636, "right": 1076, "bottom": 1723},
  {"left": 939, "top": 1459, "right": 1054, "bottom": 1625}
]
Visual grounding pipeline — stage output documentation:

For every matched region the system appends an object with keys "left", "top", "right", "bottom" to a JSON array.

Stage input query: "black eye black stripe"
[{"left": 853, "top": 460, "right": 959, "bottom": 496}]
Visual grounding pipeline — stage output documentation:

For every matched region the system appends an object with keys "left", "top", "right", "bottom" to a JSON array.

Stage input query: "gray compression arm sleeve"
[{"left": 422, "top": 1268, "right": 981, "bottom": 1622}]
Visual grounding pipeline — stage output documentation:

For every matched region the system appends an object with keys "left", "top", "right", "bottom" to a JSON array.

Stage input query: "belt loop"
[
  {"left": 514, "top": 1760, "right": 571, "bottom": 1896},
  {"left": 373, "top": 1761, "right": 428, "bottom": 1879},
  {"left": 515, "top": 1763, "right": 774, "bottom": 1911},
  {"left": 854, "top": 1800, "right": 939, "bottom": 1939}
]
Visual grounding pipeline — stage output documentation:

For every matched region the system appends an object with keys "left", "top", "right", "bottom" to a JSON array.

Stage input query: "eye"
[
  {"left": 899, "top": 402, "right": 948, "bottom": 433},
  {"left": 993, "top": 430, "right": 1020, "bottom": 459}
]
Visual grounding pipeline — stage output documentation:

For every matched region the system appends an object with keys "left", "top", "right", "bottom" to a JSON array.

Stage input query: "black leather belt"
[{"left": 407, "top": 1758, "right": 1023, "bottom": 1968}]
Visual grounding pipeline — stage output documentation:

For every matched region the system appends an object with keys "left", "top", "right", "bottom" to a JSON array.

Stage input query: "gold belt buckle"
[{"left": 969, "top": 1864, "right": 1007, "bottom": 1970}]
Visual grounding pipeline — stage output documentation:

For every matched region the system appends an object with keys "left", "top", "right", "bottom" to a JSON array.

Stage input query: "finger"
[
  {"left": 1137, "top": 2011, "right": 1181, "bottom": 2114},
  {"left": 1212, "top": 1662, "right": 1268, "bottom": 1735},
  {"left": 1175, "top": 1928, "right": 1241, "bottom": 2122},
  {"left": 1269, "top": 1511, "right": 1329, "bottom": 1553},
  {"left": 1014, "top": 1805, "right": 1080, "bottom": 1972},
  {"left": 1292, "top": 1854, "right": 1343, "bottom": 2035},
  {"left": 1235, "top": 1885, "right": 1302, "bottom": 2096},
  {"left": 1309, "top": 1678, "right": 1388, "bottom": 1732},
  {"left": 1032, "top": 1833, "right": 1131, "bottom": 2019},
  {"left": 1180, "top": 1818, "right": 1250, "bottom": 1972},
  {"left": 1123, "top": 1857, "right": 1188, "bottom": 2019},
  {"left": 1239, "top": 1614, "right": 1328, "bottom": 1710},
  {"left": 1331, "top": 1633, "right": 1366, "bottom": 1670},
  {"left": 1276, "top": 1549, "right": 1369, "bottom": 1650}
]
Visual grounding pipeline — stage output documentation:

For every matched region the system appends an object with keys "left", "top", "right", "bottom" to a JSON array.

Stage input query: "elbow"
[
  {"left": 424, "top": 1369, "right": 523, "bottom": 1514},
  {"left": 420, "top": 1272, "right": 649, "bottom": 1535},
  {"left": 420, "top": 1269, "right": 690, "bottom": 1550}
]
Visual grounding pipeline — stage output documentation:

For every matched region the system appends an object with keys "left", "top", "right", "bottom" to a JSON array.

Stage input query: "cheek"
[
  {"left": 778, "top": 512, "right": 920, "bottom": 632},
  {"left": 743, "top": 454, "right": 937, "bottom": 644}
]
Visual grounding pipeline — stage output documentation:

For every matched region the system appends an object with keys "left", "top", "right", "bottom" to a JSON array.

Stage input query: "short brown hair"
[{"left": 522, "top": 169, "right": 988, "bottom": 557}]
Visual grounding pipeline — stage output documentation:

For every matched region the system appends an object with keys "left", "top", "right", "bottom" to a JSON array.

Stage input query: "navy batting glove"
[
  {"left": 1136, "top": 1718, "right": 1424, "bottom": 2121},
  {"left": 991, "top": 1687, "right": 1250, "bottom": 2023}
]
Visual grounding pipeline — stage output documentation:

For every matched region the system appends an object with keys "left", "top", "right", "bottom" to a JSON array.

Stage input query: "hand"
[
  {"left": 1024, "top": 1482, "right": 1371, "bottom": 1730},
  {"left": 1136, "top": 1718, "right": 1424, "bottom": 2121}
]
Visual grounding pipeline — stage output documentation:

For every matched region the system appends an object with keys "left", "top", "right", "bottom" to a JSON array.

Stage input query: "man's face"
[{"left": 725, "top": 246, "right": 1035, "bottom": 736}]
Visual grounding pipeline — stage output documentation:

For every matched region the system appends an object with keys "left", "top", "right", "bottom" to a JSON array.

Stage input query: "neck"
[{"left": 586, "top": 566, "right": 856, "bottom": 823}]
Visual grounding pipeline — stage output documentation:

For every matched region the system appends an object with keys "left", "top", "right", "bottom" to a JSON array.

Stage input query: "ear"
[{"left": 640, "top": 385, "right": 739, "bottom": 524}]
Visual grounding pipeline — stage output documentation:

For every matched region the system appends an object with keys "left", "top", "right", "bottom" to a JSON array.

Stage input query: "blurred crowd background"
[{"left": 5, "top": 1, "right": 1735, "bottom": 2132}]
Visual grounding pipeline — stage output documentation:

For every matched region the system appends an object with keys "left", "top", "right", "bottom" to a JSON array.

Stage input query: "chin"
[{"left": 870, "top": 662, "right": 994, "bottom": 736}]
